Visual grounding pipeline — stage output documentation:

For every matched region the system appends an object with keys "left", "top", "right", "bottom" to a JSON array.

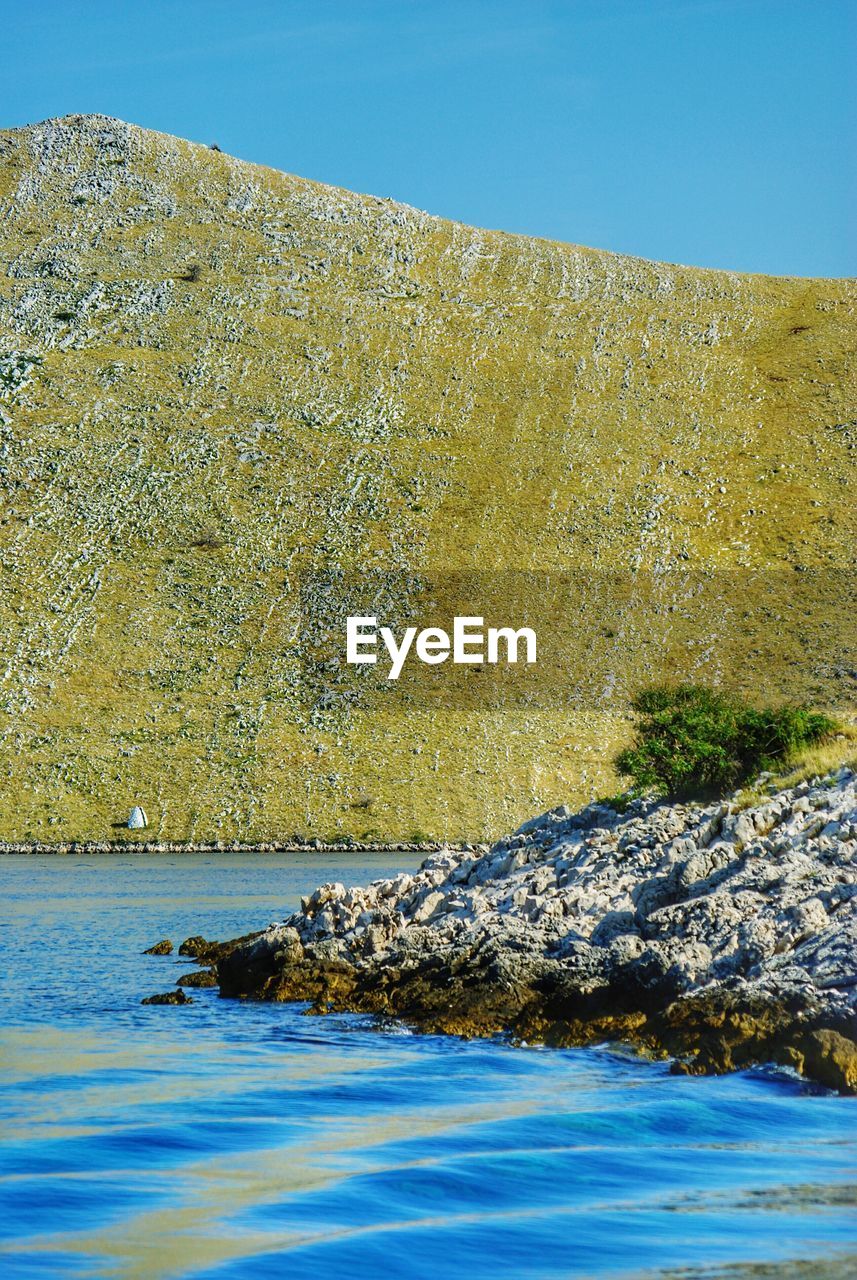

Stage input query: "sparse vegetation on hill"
[{"left": 0, "top": 115, "right": 853, "bottom": 840}]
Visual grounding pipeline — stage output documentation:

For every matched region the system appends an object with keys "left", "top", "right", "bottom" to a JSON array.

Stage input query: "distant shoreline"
[{"left": 0, "top": 839, "right": 483, "bottom": 856}]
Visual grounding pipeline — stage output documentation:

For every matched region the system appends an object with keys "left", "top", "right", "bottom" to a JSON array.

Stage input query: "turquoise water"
[{"left": 0, "top": 854, "right": 854, "bottom": 1279}]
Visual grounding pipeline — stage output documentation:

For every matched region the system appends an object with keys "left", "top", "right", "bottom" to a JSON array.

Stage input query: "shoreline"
[{"left": 0, "top": 839, "right": 484, "bottom": 856}]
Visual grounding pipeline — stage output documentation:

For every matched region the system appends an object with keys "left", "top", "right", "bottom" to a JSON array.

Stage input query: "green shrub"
[
  {"left": 597, "top": 793, "right": 632, "bottom": 814},
  {"left": 615, "top": 685, "right": 836, "bottom": 799}
]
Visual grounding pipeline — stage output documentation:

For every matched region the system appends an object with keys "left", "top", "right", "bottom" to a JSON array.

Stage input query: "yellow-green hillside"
[{"left": 0, "top": 115, "right": 853, "bottom": 841}]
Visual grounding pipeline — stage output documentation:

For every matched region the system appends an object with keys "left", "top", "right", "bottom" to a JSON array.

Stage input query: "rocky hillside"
[
  {"left": 0, "top": 115, "right": 854, "bottom": 841},
  {"left": 212, "top": 768, "right": 857, "bottom": 1092}
]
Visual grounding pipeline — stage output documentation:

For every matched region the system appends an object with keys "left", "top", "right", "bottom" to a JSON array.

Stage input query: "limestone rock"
[{"left": 202, "top": 769, "right": 856, "bottom": 1090}]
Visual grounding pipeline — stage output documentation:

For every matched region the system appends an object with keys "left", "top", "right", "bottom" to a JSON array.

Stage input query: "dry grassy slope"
[{"left": 0, "top": 114, "right": 853, "bottom": 842}]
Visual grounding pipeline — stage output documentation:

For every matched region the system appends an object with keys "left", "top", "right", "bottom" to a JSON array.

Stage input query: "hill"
[{"left": 0, "top": 115, "right": 853, "bottom": 841}]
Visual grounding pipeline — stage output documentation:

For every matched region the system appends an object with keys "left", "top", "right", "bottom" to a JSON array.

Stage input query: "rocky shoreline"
[
  {"left": 153, "top": 770, "right": 856, "bottom": 1093},
  {"left": 1, "top": 839, "right": 474, "bottom": 856}
]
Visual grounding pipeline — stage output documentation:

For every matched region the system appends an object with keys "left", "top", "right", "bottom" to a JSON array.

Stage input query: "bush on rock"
[{"left": 615, "top": 685, "right": 835, "bottom": 798}]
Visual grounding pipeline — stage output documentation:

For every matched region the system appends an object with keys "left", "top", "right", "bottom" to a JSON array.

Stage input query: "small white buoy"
[{"left": 128, "top": 805, "right": 148, "bottom": 830}]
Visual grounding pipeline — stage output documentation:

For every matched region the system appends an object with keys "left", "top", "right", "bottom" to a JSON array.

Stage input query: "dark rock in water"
[
  {"left": 178, "top": 935, "right": 211, "bottom": 958},
  {"left": 176, "top": 968, "right": 217, "bottom": 988},
  {"left": 178, "top": 931, "right": 264, "bottom": 962},
  {"left": 197, "top": 770, "right": 857, "bottom": 1091},
  {"left": 143, "top": 938, "right": 173, "bottom": 956},
  {"left": 142, "top": 989, "right": 192, "bottom": 1005}
]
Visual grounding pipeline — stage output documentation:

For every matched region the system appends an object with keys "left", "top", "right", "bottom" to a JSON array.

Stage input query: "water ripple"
[{"left": 1, "top": 854, "right": 854, "bottom": 1278}]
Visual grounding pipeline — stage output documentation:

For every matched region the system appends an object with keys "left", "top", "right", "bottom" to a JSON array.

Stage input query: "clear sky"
[{"left": 3, "top": 0, "right": 854, "bottom": 277}]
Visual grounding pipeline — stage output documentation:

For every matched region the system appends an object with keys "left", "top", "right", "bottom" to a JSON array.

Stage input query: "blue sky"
[{"left": 3, "top": 0, "right": 854, "bottom": 276}]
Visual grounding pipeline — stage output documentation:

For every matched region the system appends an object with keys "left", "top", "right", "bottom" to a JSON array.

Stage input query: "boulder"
[
  {"left": 143, "top": 938, "right": 173, "bottom": 956},
  {"left": 141, "top": 989, "right": 192, "bottom": 1005}
]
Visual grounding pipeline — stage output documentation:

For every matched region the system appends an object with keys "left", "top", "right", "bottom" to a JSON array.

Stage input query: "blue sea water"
[{"left": 0, "top": 853, "right": 854, "bottom": 1279}]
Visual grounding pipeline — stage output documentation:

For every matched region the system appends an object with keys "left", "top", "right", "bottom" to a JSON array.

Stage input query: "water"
[{"left": 1, "top": 854, "right": 854, "bottom": 1279}]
